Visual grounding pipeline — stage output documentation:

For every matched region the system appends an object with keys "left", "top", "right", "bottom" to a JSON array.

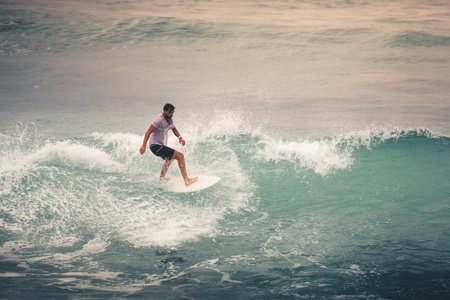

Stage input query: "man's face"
[{"left": 164, "top": 109, "right": 174, "bottom": 119}]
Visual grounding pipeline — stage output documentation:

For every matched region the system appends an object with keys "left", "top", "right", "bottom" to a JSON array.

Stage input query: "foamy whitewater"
[{"left": 1, "top": 1, "right": 449, "bottom": 299}]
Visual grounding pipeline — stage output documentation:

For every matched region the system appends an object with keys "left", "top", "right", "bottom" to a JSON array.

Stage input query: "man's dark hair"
[{"left": 163, "top": 103, "right": 175, "bottom": 112}]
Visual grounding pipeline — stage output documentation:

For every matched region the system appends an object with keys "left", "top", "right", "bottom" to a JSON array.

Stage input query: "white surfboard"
[{"left": 163, "top": 176, "right": 221, "bottom": 193}]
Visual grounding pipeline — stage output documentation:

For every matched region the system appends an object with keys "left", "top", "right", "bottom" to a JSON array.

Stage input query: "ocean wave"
[
  {"left": 251, "top": 127, "right": 447, "bottom": 176},
  {"left": 1, "top": 121, "right": 449, "bottom": 298},
  {"left": 309, "top": 28, "right": 375, "bottom": 45},
  {"left": 1, "top": 123, "right": 447, "bottom": 250},
  {"left": 389, "top": 31, "right": 450, "bottom": 47},
  {"left": 0, "top": 9, "right": 233, "bottom": 56},
  {"left": 0, "top": 123, "right": 255, "bottom": 249},
  {"left": 184, "top": 114, "right": 448, "bottom": 178},
  {"left": 0, "top": 140, "right": 122, "bottom": 176},
  {"left": 33, "top": 141, "right": 123, "bottom": 170},
  {"left": 255, "top": 137, "right": 353, "bottom": 176}
]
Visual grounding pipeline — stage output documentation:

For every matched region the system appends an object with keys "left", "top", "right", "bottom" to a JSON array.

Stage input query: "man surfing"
[{"left": 140, "top": 104, "right": 198, "bottom": 186}]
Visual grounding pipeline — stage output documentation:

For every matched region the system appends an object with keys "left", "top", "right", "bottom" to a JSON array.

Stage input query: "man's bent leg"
[
  {"left": 160, "top": 158, "right": 173, "bottom": 179},
  {"left": 172, "top": 151, "right": 198, "bottom": 186}
]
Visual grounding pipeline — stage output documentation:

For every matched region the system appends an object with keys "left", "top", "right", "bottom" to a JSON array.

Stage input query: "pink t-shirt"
[{"left": 148, "top": 113, "right": 175, "bottom": 146}]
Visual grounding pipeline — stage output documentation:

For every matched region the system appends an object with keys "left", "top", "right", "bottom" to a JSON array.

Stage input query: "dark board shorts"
[{"left": 150, "top": 144, "right": 175, "bottom": 161}]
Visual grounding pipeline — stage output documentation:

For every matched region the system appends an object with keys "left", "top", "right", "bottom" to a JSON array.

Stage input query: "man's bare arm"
[
  {"left": 140, "top": 124, "right": 157, "bottom": 154},
  {"left": 172, "top": 127, "right": 185, "bottom": 146}
]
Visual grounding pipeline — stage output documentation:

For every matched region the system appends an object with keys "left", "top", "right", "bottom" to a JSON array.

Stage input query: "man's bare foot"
[
  {"left": 184, "top": 177, "right": 198, "bottom": 186},
  {"left": 160, "top": 176, "right": 169, "bottom": 181}
]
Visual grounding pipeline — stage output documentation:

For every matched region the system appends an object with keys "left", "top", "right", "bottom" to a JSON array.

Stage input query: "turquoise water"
[
  {"left": 1, "top": 0, "right": 450, "bottom": 299},
  {"left": 1, "top": 123, "right": 449, "bottom": 299}
]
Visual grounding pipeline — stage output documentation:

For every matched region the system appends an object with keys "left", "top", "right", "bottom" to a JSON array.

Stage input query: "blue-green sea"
[{"left": 1, "top": 1, "right": 449, "bottom": 299}]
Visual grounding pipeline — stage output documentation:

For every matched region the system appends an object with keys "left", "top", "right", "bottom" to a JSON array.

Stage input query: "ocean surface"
[{"left": 1, "top": 0, "right": 449, "bottom": 299}]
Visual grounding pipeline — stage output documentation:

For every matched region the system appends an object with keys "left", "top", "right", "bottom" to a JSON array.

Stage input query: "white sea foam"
[
  {"left": 84, "top": 112, "right": 256, "bottom": 248},
  {"left": 1, "top": 122, "right": 441, "bottom": 253},
  {"left": 29, "top": 141, "right": 123, "bottom": 171},
  {"left": 253, "top": 126, "right": 443, "bottom": 176},
  {"left": 116, "top": 200, "right": 222, "bottom": 248},
  {"left": 51, "top": 237, "right": 109, "bottom": 262},
  {"left": 0, "top": 132, "right": 252, "bottom": 251},
  {"left": 92, "top": 131, "right": 142, "bottom": 160},
  {"left": 0, "top": 272, "right": 26, "bottom": 277},
  {"left": 256, "top": 137, "right": 353, "bottom": 176},
  {"left": 184, "top": 109, "right": 256, "bottom": 141},
  {"left": 0, "top": 140, "right": 122, "bottom": 177}
]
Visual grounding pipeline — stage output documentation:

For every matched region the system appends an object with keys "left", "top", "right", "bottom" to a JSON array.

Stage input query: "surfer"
[{"left": 140, "top": 104, "right": 198, "bottom": 186}]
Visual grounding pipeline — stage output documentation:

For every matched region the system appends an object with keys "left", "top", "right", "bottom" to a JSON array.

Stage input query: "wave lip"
[
  {"left": 253, "top": 127, "right": 447, "bottom": 177},
  {"left": 32, "top": 141, "right": 123, "bottom": 171},
  {"left": 0, "top": 140, "right": 122, "bottom": 176},
  {"left": 256, "top": 138, "right": 353, "bottom": 176}
]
